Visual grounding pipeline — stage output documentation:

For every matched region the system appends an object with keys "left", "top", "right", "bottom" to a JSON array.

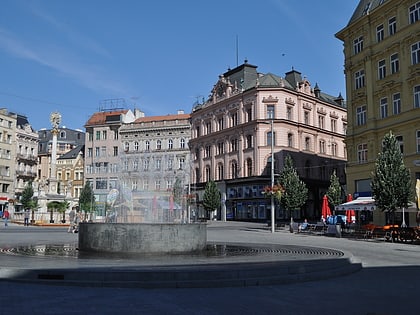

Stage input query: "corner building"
[
  {"left": 189, "top": 61, "right": 347, "bottom": 222},
  {"left": 336, "top": 0, "right": 420, "bottom": 221}
]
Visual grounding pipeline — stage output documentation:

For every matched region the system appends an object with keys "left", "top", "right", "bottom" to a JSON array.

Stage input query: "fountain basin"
[{"left": 78, "top": 222, "right": 207, "bottom": 254}]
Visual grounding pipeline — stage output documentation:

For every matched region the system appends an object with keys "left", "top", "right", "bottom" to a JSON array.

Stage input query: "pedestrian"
[
  {"left": 24, "top": 208, "right": 30, "bottom": 226},
  {"left": 73, "top": 211, "right": 82, "bottom": 233},
  {"left": 68, "top": 207, "right": 76, "bottom": 233},
  {"left": 3, "top": 208, "right": 10, "bottom": 227}
]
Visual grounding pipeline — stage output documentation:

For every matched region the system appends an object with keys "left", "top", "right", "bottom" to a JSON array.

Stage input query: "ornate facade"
[{"left": 189, "top": 62, "right": 347, "bottom": 221}]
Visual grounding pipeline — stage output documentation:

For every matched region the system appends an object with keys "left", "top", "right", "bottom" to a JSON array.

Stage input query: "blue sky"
[{"left": 0, "top": 0, "right": 359, "bottom": 131}]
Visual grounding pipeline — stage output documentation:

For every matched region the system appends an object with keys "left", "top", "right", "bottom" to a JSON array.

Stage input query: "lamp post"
[{"left": 270, "top": 119, "right": 275, "bottom": 233}]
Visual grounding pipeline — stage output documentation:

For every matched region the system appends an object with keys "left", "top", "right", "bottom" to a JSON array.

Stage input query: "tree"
[
  {"left": 172, "top": 178, "right": 183, "bottom": 205},
  {"left": 202, "top": 180, "right": 221, "bottom": 220},
  {"left": 326, "top": 170, "right": 343, "bottom": 212},
  {"left": 21, "top": 182, "right": 38, "bottom": 223},
  {"left": 57, "top": 200, "right": 70, "bottom": 223},
  {"left": 371, "top": 131, "right": 413, "bottom": 224},
  {"left": 47, "top": 201, "right": 62, "bottom": 223},
  {"left": 79, "top": 182, "right": 95, "bottom": 219},
  {"left": 278, "top": 155, "right": 308, "bottom": 222}
]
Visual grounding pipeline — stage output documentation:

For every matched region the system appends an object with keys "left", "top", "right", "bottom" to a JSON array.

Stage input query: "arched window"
[
  {"left": 124, "top": 142, "right": 129, "bottom": 152},
  {"left": 134, "top": 141, "right": 139, "bottom": 151},
  {"left": 287, "top": 133, "right": 293, "bottom": 147},
  {"left": 156, "top": 140, "right": 162, "bottom": 150},
  {"left": 231, "top": 160, "right": 238, "bottom": 179},
  {"left": 205, "top": 166, "right": 211, "bottom": 181},
  {"left": 180, "top": 138, "right": 185, "bottom": 149},
  {"left": 217, "top": 163, "right": 224, "bottom": 180},
  {"left": 145, "top": 141, "right": 150, "bottom": 151},
  {"left": 168, "top": 139, "right": 173, "bottom": 150}
]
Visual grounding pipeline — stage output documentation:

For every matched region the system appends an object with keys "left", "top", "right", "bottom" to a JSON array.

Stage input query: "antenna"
[{"left": 236, "top": 35, "right": 239, "bottom": 67}]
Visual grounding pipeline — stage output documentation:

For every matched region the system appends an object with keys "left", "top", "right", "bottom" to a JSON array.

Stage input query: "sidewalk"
[{"left": 0, "top": 221, "right": 419, "bottom": 315}]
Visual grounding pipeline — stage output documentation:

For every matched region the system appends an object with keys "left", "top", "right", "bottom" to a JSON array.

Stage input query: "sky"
[{"left": 0, "top": 0, "right": 359, "bottom": 131}]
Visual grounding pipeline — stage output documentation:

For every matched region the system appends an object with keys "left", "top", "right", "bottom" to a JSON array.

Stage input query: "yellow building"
[{"left": 336, "top": 0, "right": 420, "bottom": 225}]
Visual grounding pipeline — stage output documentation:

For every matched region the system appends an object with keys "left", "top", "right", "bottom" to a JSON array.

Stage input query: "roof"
[
  {"left": 347, "top": 0, "right": 389, "bottom": 26},
  {"left": 57, "top": 145, "right": 84, "bottom": 160},
  {"left": 85, "top": 109, "right": 129, "bottom": 126},
  {"left": 134, "top": 113, "right": 190, "bottom": 123}
]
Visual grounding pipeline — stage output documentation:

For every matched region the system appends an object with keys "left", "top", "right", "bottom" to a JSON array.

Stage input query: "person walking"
[
  {"left": 24, "top": 208, "right": 30, "bottom": 226},
  {"left": 3, "top": 208, "right": 10, "bottom": 227},
  {"left": 67, "top": 207, "right": 76, "bottom": 233}
]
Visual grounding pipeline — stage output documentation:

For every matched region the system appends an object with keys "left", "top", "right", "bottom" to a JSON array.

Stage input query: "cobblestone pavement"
[{"left": 0, "top": 221, "right": 419, "bottom": 315}]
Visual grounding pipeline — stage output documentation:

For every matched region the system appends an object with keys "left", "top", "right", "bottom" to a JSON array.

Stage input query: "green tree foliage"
[
  {"left": 326, "top": 170, "right": 343, "bottom": 209},
  {"left": 79, "top": 182, "right": 95, "bottom": 213},
  {"left": 202, "top": 180, "right": 221, "bottom": 213},
  {"left": 278, "top": 155, "right": 308, "bottom": 218},
  {"left": 371, "top": 131, "right": 413, "bottom": 217},
  {"left": 21, "top": 182, "right": 34, "bottom": 209}
]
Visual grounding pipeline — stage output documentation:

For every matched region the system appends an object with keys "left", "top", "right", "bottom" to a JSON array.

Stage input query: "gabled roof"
[
  {"left": 134, "top": 113, "right": 190, "bottom": 123},
  {"left": 85, "top": 109, "right": 129, "bottom": 126}
]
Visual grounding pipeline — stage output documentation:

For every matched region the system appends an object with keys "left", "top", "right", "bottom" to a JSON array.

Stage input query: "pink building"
[{"left": 189, "top": 61, "right": 347, "bottom": 221}]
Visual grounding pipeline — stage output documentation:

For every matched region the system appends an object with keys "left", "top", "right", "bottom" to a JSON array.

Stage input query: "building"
[
  {"left": 56, "top": 145, "right": 85, "bottom": 200},
  {"left": 118, "top": 111, "right": 191, "bottom": 222},
  {"left": 37, "top": 126, "right": 85, "bottom": 195},
  {"left": 14, "top": 114, "right": 38, "bottom": 212},
  {"left": 336, "top": 0, "right": 420, "bottom": 225},
  {"left": 84, "top": 105, "right": 143, "bottom": 217},
  {"left": 0, "top": 109, "right": 17, "bottom": 211},
  {"left": 189, "top": 61, "right": 347, "bottom": 222}
]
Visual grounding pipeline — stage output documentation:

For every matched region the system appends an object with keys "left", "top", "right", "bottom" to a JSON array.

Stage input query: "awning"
[{"left": 335, "top": 197, "right": 376, "bottom": 211}]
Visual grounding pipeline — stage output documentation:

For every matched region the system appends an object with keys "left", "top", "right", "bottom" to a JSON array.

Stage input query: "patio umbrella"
[
  {"left": 321, "top": 195, "right": 332, "bottom": 220},
  {"left": 345, "top": 194, "right": 356, "bottom": 224}
]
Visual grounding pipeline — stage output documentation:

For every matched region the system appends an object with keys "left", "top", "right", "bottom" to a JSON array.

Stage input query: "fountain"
[{"left": 78, "top": 172, "right": 206, "bottom": 255}]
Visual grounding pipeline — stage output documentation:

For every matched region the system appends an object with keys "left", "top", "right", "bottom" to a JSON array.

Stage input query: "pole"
[{"left": 271, "top": 119, "right": 275, "bottom": 233}]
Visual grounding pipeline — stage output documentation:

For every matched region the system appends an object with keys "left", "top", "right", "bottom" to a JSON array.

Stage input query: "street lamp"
[{"left": 270, "top": 119, "right": 275, "bottom": 233}]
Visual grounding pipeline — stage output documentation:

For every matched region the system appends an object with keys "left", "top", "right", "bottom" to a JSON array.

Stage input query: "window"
[
  {"left": 353, "top": 36, "right": 363, "bottom": 54},
  {"left": 101, "top": 146, "right": 106, "bottom": 157},
  {"left": 415, "top": 85, "right": 420, "bottom": 108},
  {"left": 168, "top": 139, "right": 173, "bottom": 150},
  {"left": 267, "top": 131, "right": 275, "bottom": 146},
  {"left": 205, "top": 145, "right": 211, "bottom": 158},
  {"left": 113, "top": 146, "right": 118, "bottom": 156},
  {"left": 331, "top": 119, "right": 337, "bottom": 132},
  {"left": 180, "top": 138, "right": 185, "bottom": 149},
  {"left": 267, "top": 105, "right": 275, "bottom": 119},
  {"left": 396, "top": 135, "right": 404, "bottom": 153},
  {"left": 133, "top": 160, "right": 139, "bottom": 171},
  {"left": 145, "top": 141, "right": 150, "bottom": 151},
  {"left": 287, "top": 133, "right": 293, "bottom": 147},
  {"left": 319, "top": 140, "right": 325, "bottom": 154},
  {"left": 87, "top": 148, "right": 92, "bottom": 157},
  {"left": 246, "top": 135, "right": 252, "bottom": 149},
  {"left": 390, "top": 53, "right": 399, "bottom": 74},
  {"left": 217, "top": 142, "right": 224, "bottom": 155},
  {"left": 318, "top": 115, "right": 325, "bottom": 129},
  {"left": 124, "top": 142, "right": 129, "bottom": 152},
  {"left": 156, "top": 158, "right": 161, "bottom": 170},
  {"left": 156, "top": 140, "right": 161, "bottom": 150},
  {"left": 231, "top": 161, "right": 238, "bottom": 179},
  {"left": 231, "top": 139, "right": 238, "bottom": 152},
  {"left": 388, "top": 16, "right": 396, "bottom": 35},
  {"left": 409, "top": 2, "right": 420, "bottom": 24},
  {"left": 218, "top": 163, "right": 224, "bottom": 180},
  {"left": 95, "top": 147, "right": 100, "bottom": 157},
  {"left": 230, "top": 112, "right": 238, "bottom": 127},
  {"left": 331, "top": 143, "right": 337, "bottom": 157},
  {"left": 205, "top": 166, "right": 211, "bottom": 182},
  {"left": 380, "top": 97, "right": 388, "bottom": 119},
  {"left": 357, "top": 143, "right": 368, "bottom": 163},
  {"left": 304, "top": 111, "right": 310, "bottom": 125},
  {"left": 246, "top": 108, "right": 252, "bottom": 122},
  {"left": 143, "top": 158, "right": 149, "bottom": 171},
  {"left": 134, "top": 141, "right": 139, "bottom": 151},
  {"left": 286, "top": 106, "right": 293, "bottom": 120},
  {"left": 218, "top": 117, "right": 224, "bottom": 131},
  {"left": 376, "top": 24, "right": 384, "bottom": 42},
  {"left": 305, "top": 137, "right": 310, "bottom": 151},
  {"left": 155, "top": 180, "right": 161, "bottom": 191},
  {"left": 246, "top": 159, "right": 253, "bottom": 177},
  {"left": 393, "top": 93, "right": 401, "bottom": 114},
  {"left": 102, "top": 130, "right": 107, "bottom": 140},
  {"left": 412, "top": 42, "right": 420, "bottom": 65},
  {"left": 96, "top": 131, "right": 100, "bottom": 140},
  {"left": 417, "top": 130, "right": 420, "bottom": 153},
  {"left": 168, "top": 158, "right": 173, "bottom": 170},
  {"left": 356, "top": 105, "right": 367, "bottom": 125},
  {"left": 355, "top": 70, "right": 365, "bottom": 89},
  {"left": 205, "top": 121, "right": 211, "bottom": 134},
  {"left": 179, "top": 157, "right": 185, "bottom": 170},
  {"left": 378, "top": 59, "right": 386, "bottom": 79}
]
